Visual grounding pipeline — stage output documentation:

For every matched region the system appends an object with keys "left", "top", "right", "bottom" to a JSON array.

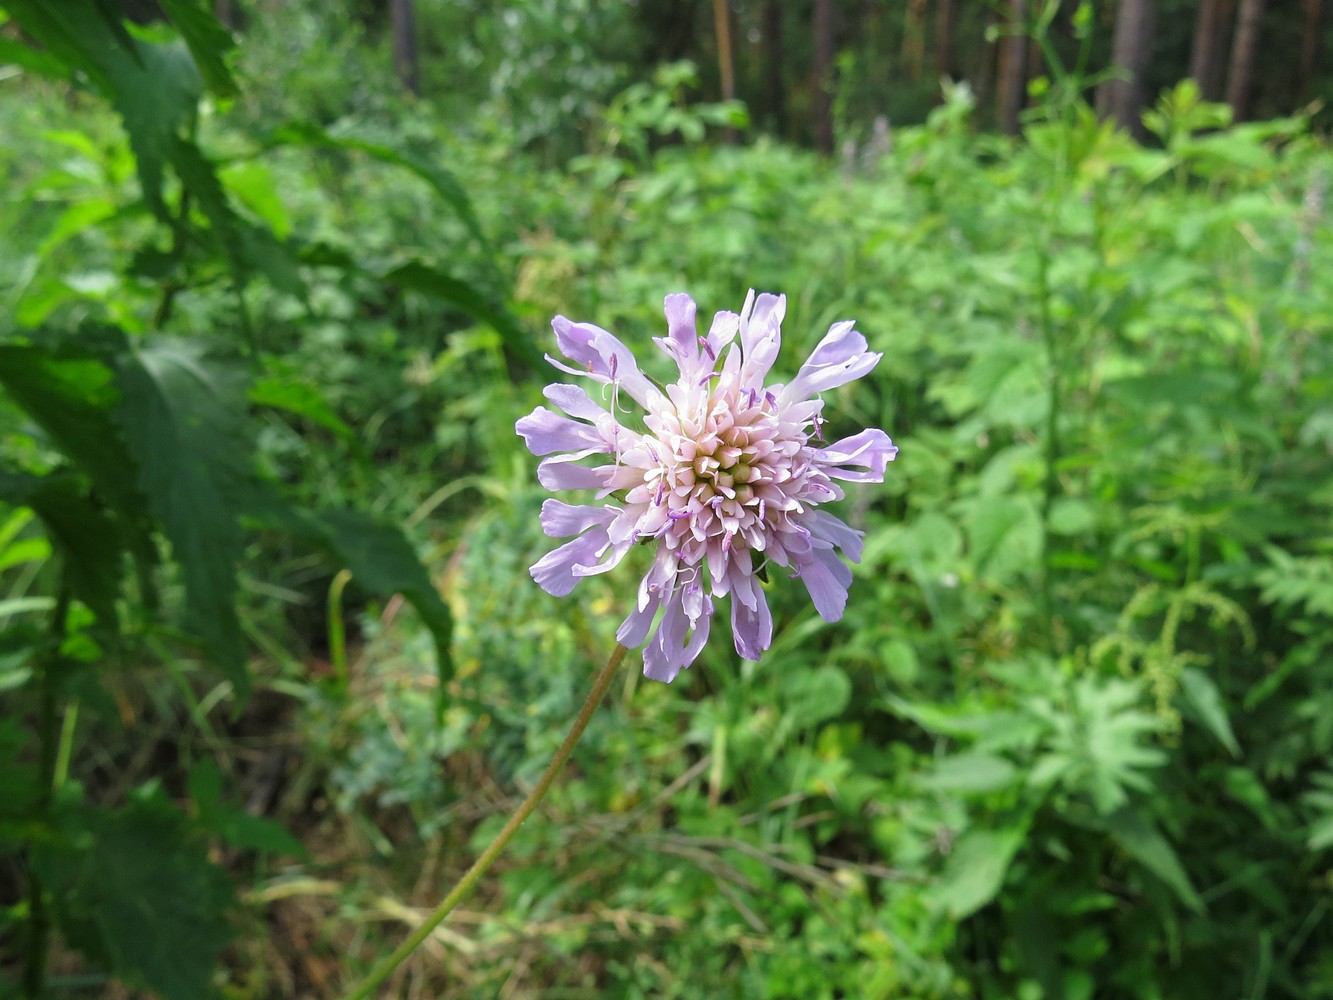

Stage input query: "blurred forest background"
[{"left": 2, "top": 0, "right": 1333, "bottom": 998}]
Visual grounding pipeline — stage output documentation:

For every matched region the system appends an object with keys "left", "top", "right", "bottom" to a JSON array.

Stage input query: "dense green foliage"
[{"left": 2, "top": 2, "right": 1333, "bottom": 998}]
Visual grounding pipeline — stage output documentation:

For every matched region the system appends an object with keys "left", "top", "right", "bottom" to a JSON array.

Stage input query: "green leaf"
[
  {"left": 268, "top": 120, "right": 491, "bottom": 252},
  {"left": 34, "top": 787, "right": 235, "bottom": 1000},
  {"left": 919, "top": 753, "right": 1019, "bottom": 794},
  {"left": 189, "top": 759, "right": 304, "bottom": 855},
  {"left": 242, "top": 490, "right": 454, "bottom": 696},
  {"left": 1178, "top": 667, "right": 1240, "bottom": 758},
  {"left": 382, "top": 261, "right": 539, "bottom": 369},
  {"left": 250, "top": 373, "right": 359, "bottom": 447},
  {"left": 0, "top": 469, "right": 123, "bottom": 629},
  {"left": 114, "top": 341, "right": 251, "bottom": 694},
  {"left": 782, "top": 665, "right": 852, "bottom": 729},
  {"left": 931, "top": 820, "right": 1030, "bottom": 919},
  {"left": 0, "top": 339, "right": 143, "bottom": 515},
  {"left": 1106, "top": 807, "right": 1205, "bottom": 913},
  {"left": 157, "top": 0, "right": 238, "bottom": 98}
]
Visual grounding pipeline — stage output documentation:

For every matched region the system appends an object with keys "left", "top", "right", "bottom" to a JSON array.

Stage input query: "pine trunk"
[
  {"left": 1298, "top": 0, "right": 1324, "bottom": 102},
  {"left": 997, "top": 0, "right": 1027, "bottom": 136},
  {"left": 391, "top": 0, "right": 419, "bottom": 96},
  {"left": 764, "top": 0, "right": 786, "bottom": 133},
  {"left": 1225, "top": 0, "right": 1265, "bottom": 119},
  {"left": 1098, "top": 0, "right": 1156, "bottom": 136}
]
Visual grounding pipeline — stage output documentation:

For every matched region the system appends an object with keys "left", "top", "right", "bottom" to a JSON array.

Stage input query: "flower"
[{"left": 516, "top": 291, "right": 897, "bottom": 682}]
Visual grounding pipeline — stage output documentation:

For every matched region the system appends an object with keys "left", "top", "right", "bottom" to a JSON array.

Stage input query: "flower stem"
[{"left": 341, "top": 642, "right": 629, "bottom": 1000}]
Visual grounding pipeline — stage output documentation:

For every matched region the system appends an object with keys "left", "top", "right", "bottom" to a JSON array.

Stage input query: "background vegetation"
[{"left": 2, "top": 1, "right": 1332, "bottom": 998}]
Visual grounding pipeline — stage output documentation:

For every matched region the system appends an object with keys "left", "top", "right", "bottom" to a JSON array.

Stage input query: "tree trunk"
[
  {"left": 902, "top": 0, "right": 928, "bottom": 80},
  {"left": 813, "top": 0, "right": 836, "bottom": 154},
  {"left": 1298, "top": 0, "right": 1323, "bottom": 102},
  {"left": 764, "top": 0, "right": 786, "bottom": 134},
  {"left": 997, "top": 0, "right": 1027, "bottom": 136},
  {"left": 1225, "top": 0, "right": 1265, "bottom": 119},
  {"left": 935, "top": 0, "right": 958, "bottom": 81},
  {"left": 1189, "top": 0, "right": 1233, "bottom": 100},
  {"left": 712, "top": 0, "right": 736, "bottom": 142},
  {"left": 391, "top": 0, "right": 419, "bottom": 96},
  {"left": 1098, "top": 0, "right": 1156, "bottom": 136}
]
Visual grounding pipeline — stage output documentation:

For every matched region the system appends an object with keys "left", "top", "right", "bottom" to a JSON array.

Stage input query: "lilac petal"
[
  {"left": 618, "top": 595, "right": 660, "bottom": 646},
  {"left": 658, "top": 293, "right": 700, "bottom": 373},
  {"left": 530, "top": 528, "right": 608, "bottom": 597},
  {"left": 816, "top": 428, "right": 898, "bottom": 483},
  {"left": 797, "top": 546, "right": 854, "bottom": 622},
  {"left": 543, "top": 383, "right": 606, "bottom": 420},
  {"left": 704, "top": 308, "right": 740, "bottom": 359},
  {"left": 539, "top": 499, "right": 616, "bottom": 538},
  {"left": 572, "top": 537, "right": 633, "bottom": 578},
  {"left": 551, "top": 316, "right": 654, "bottom": 406},
  {"left": 808, "top": 510, "right": 865, "bottom": 563},
  {"left": 739, "top": 290, "right": 785, "bottom": 387},
  {"left": 643, "top": 588, "right": 710, "bottom": 683},
  {"left": 731, "top": 585, "right": 773, "bottom": 660},
  {"left": 516, "top": 406, "right": 605, "bottom": 456},
  {"left": 784, "top": 321, "right": 882, "bottom": 401},
  {"left": 537, "top": 455, "right": 608, "bottom": 491}
]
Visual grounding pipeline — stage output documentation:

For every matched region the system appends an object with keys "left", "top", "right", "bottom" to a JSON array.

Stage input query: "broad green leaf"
[
  {"left": 1105, "top": 807, "right": 1204, "bottom": 913},
  {"left": 931, "top": 821, "right": 1029, "bottom": 919},
  {"left": 1178, "top": 667, "right": 1240, "bottom": 758},
  {"left": 0, "top": 340, "right": 143, "bottom": 514},
  {"left": 250, "top": 374, "right": 358, "bottom": 446},
  {"left": 919, "top": 753, "right": 1018, "bottom": 794},
  {"left": 34, "top": 787, "right": 235, "bottom": 1000},
  {"left": 240, "top": 489, "right": 455, "bottom": 694},
  {"left": 157, "top": 0, "right": 238, "bottom": 97},
  {"left": 189, "top": 759, "right": 304, "bottom": 855},
  {"left": 114, "top": 341, "right": 251, "bottom": 694},
  {"left": 382, "top": 261, "right": 540, "bottom": 369},
  {"left": 0, "top": 470, "right": 123, "bottom": 629},
  {"left": 783, "top": 665, "right": 851, "bottom": 729},
  {"left": 268, "top": 120, "right": 491, "bottom": 252}
]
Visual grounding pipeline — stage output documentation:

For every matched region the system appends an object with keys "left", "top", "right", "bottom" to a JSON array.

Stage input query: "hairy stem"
[{"left": 341, "top": 642, "right": 630, "bottom": 1000}]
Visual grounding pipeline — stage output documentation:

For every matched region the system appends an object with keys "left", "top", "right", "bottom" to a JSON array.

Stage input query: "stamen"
[
  {"left": 698, "top": 336, "right": 716, "bottom": 361},
  {"left": 668, "top": 508, "right": 691, "bottom": 521},
  {"left": 699, "top": 371, "right": 721, "bottom": 387},
  {"left": 765, "top": 391, "right": 778, "bottom": 408}
]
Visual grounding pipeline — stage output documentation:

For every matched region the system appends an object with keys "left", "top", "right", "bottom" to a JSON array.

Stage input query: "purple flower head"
[{"left": 516, "top": 291, "right": 898, "bottom": 683}]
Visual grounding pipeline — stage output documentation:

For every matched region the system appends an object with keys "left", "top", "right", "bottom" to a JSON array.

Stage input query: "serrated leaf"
[
  {"left": 1106, "top": 807, "right": 1204, "bottom": 913},
  {"left": 157, "top": 0, "right": 237, "bottom": 97},
  {"left": 34, "top": 788, "right": 235, "bottom": 1000},
  {"left": 0, "top": 340, "right": 141, "bottom": 514},
  {"left": 113, "top": 341, "right": 251, "bottom": 694}
]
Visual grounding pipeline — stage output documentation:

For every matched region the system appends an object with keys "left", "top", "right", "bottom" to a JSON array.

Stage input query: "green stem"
[
  {"left": 340, "top": 642, "right": 629, "bottom": 1000},
  {"left": 1036, "top": 244, "right": 1061, "bottom": 654},
  {"left": 327, "top": 569, "right": 353, "bottom": 694},
  {"left": 23, "top": 586, "right": 71, "bottom": 999}
]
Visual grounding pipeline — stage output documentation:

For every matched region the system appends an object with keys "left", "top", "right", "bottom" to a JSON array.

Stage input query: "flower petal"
[
  {"left": 516, "top": 406, "right": 606, "bottom": 456},
  {"left": 816, "top": 428, "right": 898, "bottom": 483},
  {"left": 656, "top": 293, "right": 701, "bottom": 374},
  {"left": 783, "top": 321, "right": 882, "bottom": 401},
  {"left": 539, "top": 499, "right": 616, "bottom": 538},
  {"left": 642, "top": 587, "right": 710, "bottom": 682},
  {"left": 530, "top": 528, "right": 608, "bottom": 597},
  {"left": 551, "top": 316, "right": 655, "bottom": 406},
  {"left": 739, "top": 290, "right": 785, "bottom": 387},
  {"left": 537, "top": 454, "right": 608, "bottom": 491},
  {"left": 796, "top": 545, "right": 854, "bottom": 622},
  {"left": 808, "top": 510, "right": 865, "bottom": 563},
  {"left": 543, "top": 382, "right": 607, "bottom": 421},
  {"left": 731, "top": 584, "right": 773, "bottom": 660}
]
